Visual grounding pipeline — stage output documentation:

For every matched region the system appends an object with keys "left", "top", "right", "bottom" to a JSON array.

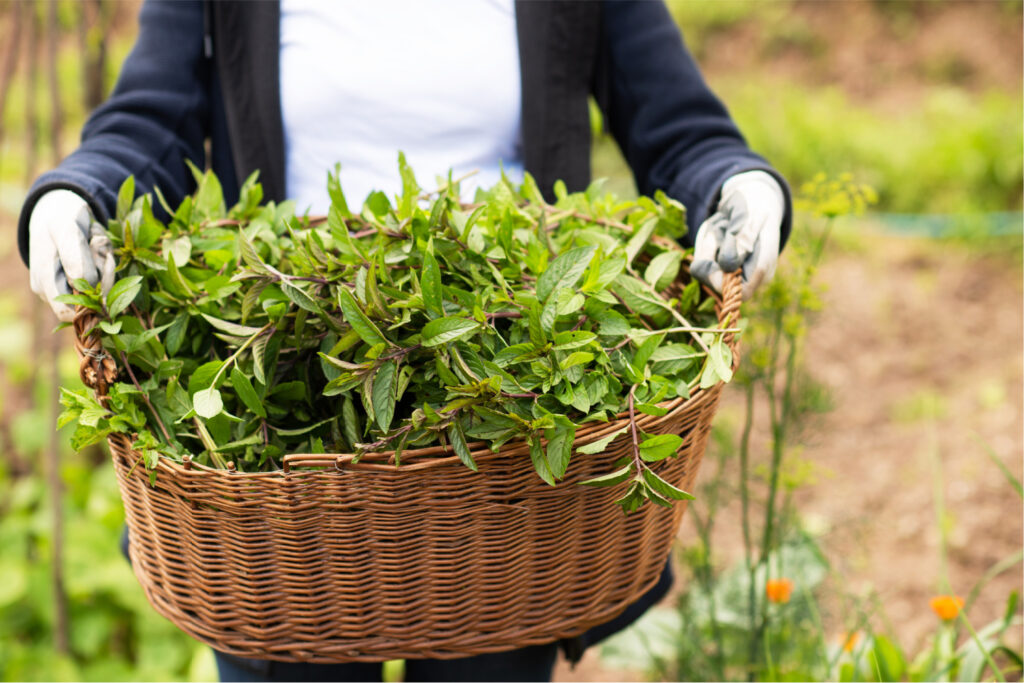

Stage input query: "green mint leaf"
[
  {"left": 552, "top": 330, "right": 596, "bottom": 351},
  {"left": 337, "top": 287, "right": 387, "bottom": 347},
  {"left": 448, "top": 421, "right": 478, "bottom": 472},
  {"left": 342, "top": 394, "right": 361, "bottom": 451},
  {"left": 327, "top": 163, "right": 352, "bottom": 218},
  {"left": 643, "top": 250, "right": 683, "bottom": 291},
  {"left": 200, "top": 313, "right": 264, "bottom": 337},
  {"left": 372, "top": 360, "right": 397, "bottom": 432},
  {"left": 576, "top": 426, "right": 629, "bottom": 455},
  {"left": 642, "top": 468, "right": 695, "bottom": 501},
  {"left": 527, "top": 301, "right": 546, "bottom": 347},
  {"left": 708, "top": 338, "right": 733, "bottom": 382},
  {"left": 579, "top": 464, "right": 633, "bottom": 487},
  {"left": 624, "top": 217, "right": 657, "bottom": 265},
  {"left": 421, "top": 247, "right": 444, "bottom": 317},
  {"left": 189, "top": 360, "right": 225, "bottom": 395},
  {"left": 638, "top": 433, "right": 684, "bottom": 462},
  {"left": 544, "top": 419, "right": 575, "bottom": 480},
  {"left": 230, "top": 367, "right": 266, "bottom": 419},
  {"left": 116, "top": 176, "right": 135, "bottom": 220},
  {"left": 535, "top": 245, "right": 596, "bottom": 302},
  {"left": 106, "top": 276, "right": 143, "bottom": 318},
  {"left": 165, "top": 313, "right": 189, "bottom": 356},
  {"left": 282, "top": 282, "right": 323, "bottom": 314},
  {"left": 529, "top": 435, "right": 556, "bottom": 486},
  {"left": 635, "top": 402, "right": 669, "bottom": 417},
  {"left": 421, "top": 317, "right": 479, "bottom": 347},
  {"left": 55, "top": 294, "right": 102, "bottom": 311},
  {"left": 192, "top": 387, "right": 224, "bottom": 419}
]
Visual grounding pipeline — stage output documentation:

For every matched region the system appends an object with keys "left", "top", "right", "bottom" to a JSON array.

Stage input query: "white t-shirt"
[{"left": 279, "top": 0, "right": 524, "bottom": 213}]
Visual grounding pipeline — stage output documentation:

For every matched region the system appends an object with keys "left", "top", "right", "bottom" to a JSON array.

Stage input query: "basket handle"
[
  {"left": 282, "top": 453, "right": 345, "bottom": 473},
  {"left": 73, "top": 306, "right": 117, "bottom": 398},
  {"left": 281, "top": 452, "right": 465, "bottom": 473},
  {"left": 718, "top": 270, "right": 743, "bottom": 348}
]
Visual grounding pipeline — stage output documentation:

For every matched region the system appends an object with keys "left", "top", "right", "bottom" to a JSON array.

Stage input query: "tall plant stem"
[
  {"left": 45, "top": 322, "right": 69, "bottom": 654},
  {"left": 739, "top": 382, "right": 758, "bottom": 679},
  {"left": 24, "top": 0, "right": 39, "bottom": 186},
  {"left": 929, "top": 420, "right": 951, "bottom": 592},
  {"left": 744, "top": 309, "right": 783, "bottom": 673},
  {"left": 46, "top": 0, "right": 62, "bottom": 163},
  {"left": 81, "top": 0, "right": 108, "bottom": 110},
  {"left": 0, "top": 0, "right": 24, "bottom": 164},
  {"left": 689, "top": 508, "right": 728, "bottom": 681},
  {"left": 751, "top": 324, "right": 799, "bottom": 664},
  {"left": 692, "top": 434, "right": 731, "bottom": 681}
]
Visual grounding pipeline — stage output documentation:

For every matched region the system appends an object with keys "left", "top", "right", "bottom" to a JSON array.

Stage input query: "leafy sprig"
[{"left": 58, "top": 157, "right": 737, "bottom": 512}]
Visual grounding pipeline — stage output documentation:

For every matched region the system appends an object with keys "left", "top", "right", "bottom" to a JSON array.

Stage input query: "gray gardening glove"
[
  {"left": 691, "top": 170, "right": 785, "bottom": 300},
  {"left": 28, "top": 189, "right": 116, "bottom": 322}
]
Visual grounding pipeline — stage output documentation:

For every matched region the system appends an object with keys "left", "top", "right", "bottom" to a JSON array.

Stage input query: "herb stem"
[
  {"left": 629, "top": 325, "right": 740, "bottom": 338},
  {"left": 210, "top": 321, "right": 275, "bottom": 388},
  {"left": 627, "top": 384, "right": 643, "bottom": 475},
  {"left": 609, "top": 289, "right": 654, "bottom": 331},
  {"left": 118, "top": 351, "right": 173, "bottom": 444},
  {"left": 605, "top": 338, "right": 633, "bottom": 353},
  {"left": 381, "top": 344, "right": 420, "bottom": 361},
  {"left": 192, "top": 417, "right": 226, "bottom": 468},
  {"left": 626, "top": 268, "right": 710, "bottom": 353}
]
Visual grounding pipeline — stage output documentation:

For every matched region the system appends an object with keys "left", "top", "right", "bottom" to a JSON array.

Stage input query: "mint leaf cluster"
[{"left": 59, "top": 157, "right": 736, "bottom": 512}]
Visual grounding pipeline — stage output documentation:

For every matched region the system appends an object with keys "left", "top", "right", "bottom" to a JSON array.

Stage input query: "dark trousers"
[{"left": 214, "top": 643, "right": 560, "bottom": 682}]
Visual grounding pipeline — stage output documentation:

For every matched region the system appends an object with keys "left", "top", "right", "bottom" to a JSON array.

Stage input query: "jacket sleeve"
[
  {"left": 593, "top": 0, "right": 792, "bottom": 247},
  {"left": 16, "top": 0, "right": 210, "bottom": 266}
]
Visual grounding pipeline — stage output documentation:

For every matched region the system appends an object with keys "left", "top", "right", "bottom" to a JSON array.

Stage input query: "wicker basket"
[{"left": 73, "top": 269, "right": 742, "bottom": 663}]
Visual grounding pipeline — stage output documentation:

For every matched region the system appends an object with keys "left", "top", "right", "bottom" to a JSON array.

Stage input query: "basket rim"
[{"left": 78, "top": 262, "right": 742, "bottom": 479}]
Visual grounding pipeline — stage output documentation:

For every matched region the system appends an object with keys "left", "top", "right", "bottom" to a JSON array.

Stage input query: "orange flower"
[
  {"left": 765, "top": 578, "right": 793, "bottom": 604},
  {"left": 842, "top": 632, "right": 861, "bottom": 653},
  {"left": 929, "top": 595, "right": 964, "bottom": 621}
]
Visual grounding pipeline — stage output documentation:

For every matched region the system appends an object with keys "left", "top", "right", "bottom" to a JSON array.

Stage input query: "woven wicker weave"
[{"left": 73, "top": 268, "right": 741, "bottom": 663}]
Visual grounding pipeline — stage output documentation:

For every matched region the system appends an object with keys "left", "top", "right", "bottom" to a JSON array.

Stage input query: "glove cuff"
[{"left": 721, "top": 170, "right": 785, "bottom": 208}]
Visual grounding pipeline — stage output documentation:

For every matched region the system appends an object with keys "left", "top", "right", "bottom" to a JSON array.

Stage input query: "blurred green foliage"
[
  {"left": 727, "top": 83, "right": 1023, "bottom": 214},
  {"left": 593, "top": 0, "right": 1023, "bottom": 221},
  {"left": 0, "top": 332, "right": 212, "bottom": 681},
  {"left": 593, "top": 84, "right": 1022, "bottom": 217}
]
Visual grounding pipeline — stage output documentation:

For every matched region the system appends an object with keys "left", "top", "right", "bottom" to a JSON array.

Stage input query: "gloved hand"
[
  {"left": 691, "top": 170, "right": 785, "bottom": 300},
  {"left": 28, "top": 189, "right": 116, "bottom": 322}
]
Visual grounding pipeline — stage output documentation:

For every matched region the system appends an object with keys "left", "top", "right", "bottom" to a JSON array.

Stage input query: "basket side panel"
[{"left": 110, "top": 384, "right": 726, "bottom": 662}]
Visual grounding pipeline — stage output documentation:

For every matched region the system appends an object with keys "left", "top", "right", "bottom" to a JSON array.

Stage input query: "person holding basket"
[{"left": 20, "top": 1, "right": 790, "bottom": 681}]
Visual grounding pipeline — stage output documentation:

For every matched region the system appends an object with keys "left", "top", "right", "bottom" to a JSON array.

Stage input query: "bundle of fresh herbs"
[{"left": 58, "top": 157, "right": 737, "bottom": 511}]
